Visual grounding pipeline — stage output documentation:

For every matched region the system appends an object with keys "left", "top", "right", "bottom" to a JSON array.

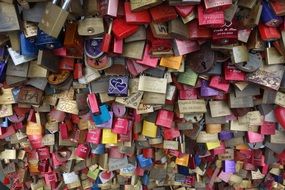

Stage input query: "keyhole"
[
  {"left": 242, "top": 62, "right": 247, "bottom": 67},
  {"left": 201, "top": 61, "right": 206, "bottom": 69},
  {"left": 253, "top": 143, "right": 256, "bottom": 148}
]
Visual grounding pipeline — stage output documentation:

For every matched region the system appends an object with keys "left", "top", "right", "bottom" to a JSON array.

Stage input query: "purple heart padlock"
[
  {"left": 84, "top": 38, "right": 104, "bottom": 59},
  {"left": 108, "top": 76, "right": 129, "bottom": 97}
]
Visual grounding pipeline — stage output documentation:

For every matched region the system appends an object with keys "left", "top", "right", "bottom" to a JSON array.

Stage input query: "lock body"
[{"left": 39, "top": 1, "right": 70, "bottom": 38}]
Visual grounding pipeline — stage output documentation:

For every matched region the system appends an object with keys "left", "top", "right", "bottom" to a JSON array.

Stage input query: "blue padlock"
[
  {"left": 91, "top": 144, "right": 105, "bottom": 154},
  {"left": 177, "top": 165, "right": 190, "bottom": 175},
  {"left": 36, "top": 30, "right": 62, "bottom": 50},
  {"left": 261, "top": 0, "right": 282, "bottom": 27},
  {"left": 137, "top": 154, "right": 153, "bottom": 169},
  {"left": 142, "top": 173, "right": 149, "bottom": 186},
  {"left": 20, "top": 32, "right": 38, "bottom": 57},
  {"left": 93, "top": 104, "right": 111, "bottom": 125},
  {"left": 91, "top": 177, "right": 102, "bottom": 190}
]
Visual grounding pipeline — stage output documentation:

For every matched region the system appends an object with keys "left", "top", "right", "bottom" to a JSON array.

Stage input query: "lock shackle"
[
  {"left": 52, "top": 0, "right": 58, "bottom": 4},
  {"left": 62, "top": 0, "right": 72, "bottom": 10}
]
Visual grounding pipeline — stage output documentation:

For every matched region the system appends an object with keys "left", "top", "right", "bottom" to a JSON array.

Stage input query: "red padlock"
[
  {"left": 101, "top": 20, "right": 113, "bottom": 53},
  {"left": 212, "top": 21, "right": 238, "bottom": 45},
  {"left": 209, "top": 76, "right": 230, "bottom": 92},
  {"left": 175, "top": 5, "right": 195, "bottom": 17},
  {"left": 198, "top": 5, "right": 224, "bottom": 28},
  {"left": 112, "top": 18, "right": 139, "bottom": 39},
  {"left": 188, "top": 20, "right": 212, "bottom": 40},
  {"left": 124, "top": 2, "right": 151, "bottom": 24},
  {"left": 149, "top": 3, "right": 177, "bottom": 23},
  {"left": 73, "top": 61, "right": 83, "bottom": 80},
  {"left": 258, "top": 23, "right": 281, "bottom": 41}
]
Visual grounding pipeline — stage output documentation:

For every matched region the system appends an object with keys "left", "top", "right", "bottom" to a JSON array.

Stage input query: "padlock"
[
  {"left": 236, "top": 1, "right": 262, "bottom": 28},
  {"left": 188, "top": 20, "right": 212, "bottom": 40},
  {"left": 212, "top": 21, "right": 238, "bottom": 46},
  {"left": 38, "top": 0, "right": 72, "bottom": 38},
  {"left": 36, "top": 30, "right": 62, "bottom": 50},
  {"left": 20, "top": 32, "right": 38, "bottom": 57},
  {"left": 232, "top": 45, "right": 249, "bottom": 64},
  {"left": 22, "top": 2, "right": 46, "bottom": 23},
  {"left": 0, "top": 2, "right": 20, "bottom": 32},
  {"left": 197, "top": 5, "right": 224, "bottom": 28},
  {"left": 23, "top": 21, "right": 38, "bottom": 38},
  {"left": 203, "top": 0, "right": 232, "bottom": 13},
  {"left": 247, "top": 29, "right": 265, "bottom": 52},
  {"left": 150, "top": 3, "right": 177, "bottom": 23},
  {"left": 101, "top": 20, "right": 113, "bottom": 53},
  {"left": 112, "top": 18, "right": 139, "bottom": 40},
  {"left": 108, "top": 76, "right": 129, "bottom": 97},
  {"left": 63, "top": 22, "right": 83, "bottom": 57},
  {"left": 258, "top": 23, "right": 281, "bottom": 41},
  {"left": 99, "top": 0, "right": 119, "bottom": 17},
  {"left": 261, "top": 0, "right": 282, "bottom": 27},
  {"left": 265, "top": 42, "right": 285, "bottom": 65},
  {"left": 87, "top": 84, "right": 100, "bottom": 114},
  {"left": 168, "top": 18, "right": 189, "bottom": 40},
  {"left": 125, "top": 2, "right": 151, "bottom": 24},
  {"left": 112, "top": 118, "right": 129, "bottom": 135},
  {"left": 130, "top": 0, "right": 163, "bottom": 11},
  {"left": 74, "top": 60, "right": 83, "bottom": 80},
  {"left": 269, "top": 1, "right": 285, "bottom": 16},
  {"left": 78, "top": 17, "right": 104, "bottom": 36}
]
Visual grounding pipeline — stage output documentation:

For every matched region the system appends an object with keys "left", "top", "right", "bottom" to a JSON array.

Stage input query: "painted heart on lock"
[
  {"left": 111, "top": 78, "right": 127, "bottom": 92},
  {"left": 274, "top": 106, "right": 285, "bottom": 129}
]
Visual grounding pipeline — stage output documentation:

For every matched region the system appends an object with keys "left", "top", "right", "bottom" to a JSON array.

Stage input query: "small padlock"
[
  {"left": 265, "top": 42, "right": 285, "bottom": 65},
  {"left": 101, "top": 20, "right": 113, "bottom": 53},
  {"left": 87, "top": 84, "right": 100, "bottom": 114},
  {"left": 261, "top": 0, "right": 282, "bottom": 27},
  {"left": 38, "top": 0, "right": 72, "bottom": 38},
  {"left": 99, "top": 0, "right": 119, "bottom": 17}
]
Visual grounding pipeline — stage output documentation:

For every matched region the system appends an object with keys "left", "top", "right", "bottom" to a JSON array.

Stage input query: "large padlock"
[{"left": 38, "top": 0, "right": 72, "bottom": 38}]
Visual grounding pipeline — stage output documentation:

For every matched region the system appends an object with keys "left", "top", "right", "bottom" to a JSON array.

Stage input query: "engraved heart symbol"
[
  {"left": 116, "top": 83, "right": 127, "bottom": 92},
  {"left": 111, "top": 78, "right": 122, "bottom": 87},
  {"left": 111, "top": 78, "right": 126, "bottom": 92}
]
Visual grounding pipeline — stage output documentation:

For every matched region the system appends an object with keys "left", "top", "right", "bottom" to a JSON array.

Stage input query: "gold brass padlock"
[
  {"left": 232, "top": 45, "right": 249, "bottom": 64},
  {"left": 265, "top": 42, "right": 285, "bottom": 65},
  {"left": 78, "top": 17, "right": 104, "bottom": 36},
  {"left": 38, "top": 0, "right": 72, "bottom": 38}
]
